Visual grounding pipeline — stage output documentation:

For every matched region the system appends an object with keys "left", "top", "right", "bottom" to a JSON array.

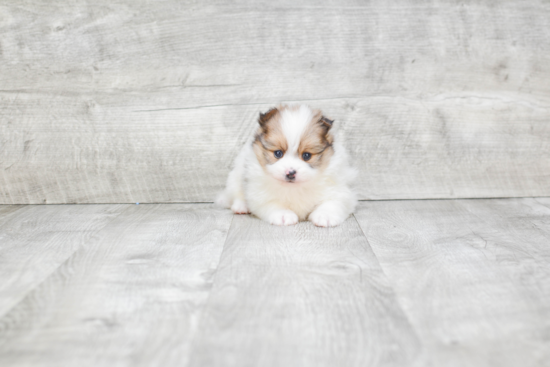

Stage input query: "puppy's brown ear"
[
  {"left": 258, "top": 108, "right": 278, "bottom": 129},
  {"left": 319, "top": 116, "right": 334, "bottom": 132}
]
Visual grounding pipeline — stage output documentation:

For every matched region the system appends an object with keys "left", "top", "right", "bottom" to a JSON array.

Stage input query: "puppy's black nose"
[{"left": 286, "top": 170, "right": 296, "bottom": 180}]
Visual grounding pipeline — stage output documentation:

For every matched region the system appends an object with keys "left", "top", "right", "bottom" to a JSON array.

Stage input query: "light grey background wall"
[{"left": 1, "top": 0, "right": 549, "bottom": 204}]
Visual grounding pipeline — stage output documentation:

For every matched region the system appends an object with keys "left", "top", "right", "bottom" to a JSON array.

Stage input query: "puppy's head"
[{"left": 253, "top": 105, "right": 334, "bottom": 184}]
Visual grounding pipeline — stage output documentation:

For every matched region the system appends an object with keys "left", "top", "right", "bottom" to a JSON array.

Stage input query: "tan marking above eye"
[
  {"left": 253, "top": 108, "right": 288, "bottom": 168},
  {"left": 298, "top": 112, "right": 333, "bottom": 155},
  {"left": 299, "top": 143, "right": 330, "bottom": 156}
]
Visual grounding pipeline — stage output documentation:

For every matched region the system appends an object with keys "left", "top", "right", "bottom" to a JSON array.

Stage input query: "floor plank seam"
[
  {"left": 351, "top": 213, "right": 425, "bottom": 349},
  {"left": 185, "top": 213, "right": 236, "bottom": 360},
  {"left": 351, "top": 213, "right": 394, "bottom": 284},
  {"left": 0, "top": 205, "right": 131, "bottom": 321}
]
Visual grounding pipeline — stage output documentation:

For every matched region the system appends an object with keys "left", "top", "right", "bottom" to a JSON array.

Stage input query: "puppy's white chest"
[{"left": 269, "top": 182, "right": 323, "bottom": 220}]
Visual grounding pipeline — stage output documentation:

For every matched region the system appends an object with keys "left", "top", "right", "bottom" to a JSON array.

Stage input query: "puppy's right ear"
[
  {"left": 258, "top": 108, "right": 278, "bottom": 129},
  {"left": 319, "top": 116, "right": 334, "bottom": 131}
]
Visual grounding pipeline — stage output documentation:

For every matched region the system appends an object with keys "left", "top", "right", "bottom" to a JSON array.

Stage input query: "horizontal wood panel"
[
  {"left": 1, "top": 0, "right": 549, "bottom": 203},
  {"left": 1, "top": 94, "right": 548, "bottom": 203}
]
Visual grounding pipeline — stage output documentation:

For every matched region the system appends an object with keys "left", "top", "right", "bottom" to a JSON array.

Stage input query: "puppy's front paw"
[
  {"left": 309, "top": 210, "right": 346, "bottom": 227},
  {"left": 231, "top": 199, "right": 250, "bottom": 214},
  {"left": 268, "top": 210, "right": 299, "bottom": 226}
]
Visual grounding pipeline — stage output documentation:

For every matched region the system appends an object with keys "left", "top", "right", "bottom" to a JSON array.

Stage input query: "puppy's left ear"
[
  {"left": 258, "top": 108, "right": 279, "bottom": 130},
  {"left": 319, "top": 116, "right": 334, "bottom": 132}
]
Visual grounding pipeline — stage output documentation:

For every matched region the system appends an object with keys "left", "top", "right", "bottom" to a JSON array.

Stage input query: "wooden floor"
[{"left": 0, "top": 199, "right": 549, "bottom": 366}]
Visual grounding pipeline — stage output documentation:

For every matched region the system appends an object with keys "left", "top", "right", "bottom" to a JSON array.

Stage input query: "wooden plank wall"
[{"left": 1, "top": 0, "right": 549, "bottom": 204}]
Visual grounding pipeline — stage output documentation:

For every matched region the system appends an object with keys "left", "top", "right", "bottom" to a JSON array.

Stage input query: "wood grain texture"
[
  {"left": 1, "top": 0, "right": 549, "bottom": 203},
  {"left": 0, "top": 204, "right": 233, "bottom": 367},
  {"left": 187, "top": 215, "right": 421, "bottom": 367},
  {"left": 354, "top": 198, "right": 550, "bottom": 367},
  {"left": 0, "top": 204, "right": 125, "bottom": 317}
]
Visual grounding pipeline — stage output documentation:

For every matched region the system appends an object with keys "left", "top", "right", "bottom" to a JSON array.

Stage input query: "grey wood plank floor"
[
  {"left": 188, "top": 215, "right": 420, "bottom": 367},
  {"left": 0, "top": 205, "right": 126, "bottom": 317},
  {"left": 0, "top": 204, "right": 233, "bottom": 367},
  {"left": 0, "top": 199, "right": 548, "bottom": 366},
  {"left": 355, "top": 198, "right": 550, "bottom": 367}
]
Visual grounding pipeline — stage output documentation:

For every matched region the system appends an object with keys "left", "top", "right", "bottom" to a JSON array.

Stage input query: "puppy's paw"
[
  {"left": 309, "top": 210, "right": 346, "bottom": 227},
  {"left": 268, "top": 210, "right": 299, "bottom": 226},
  {"left": 231, "top": 199, "right": 250, "bottom": 214}
]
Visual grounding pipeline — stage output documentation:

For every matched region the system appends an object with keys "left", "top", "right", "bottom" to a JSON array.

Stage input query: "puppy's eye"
[
  {"left": 274, "top": 150, "right": 284, "bottom": 159},
  {"left": 302, "top": 152, "right": 312, "bottom": 161}
]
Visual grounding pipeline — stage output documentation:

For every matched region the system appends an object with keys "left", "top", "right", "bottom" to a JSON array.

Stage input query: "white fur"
[{"left": 216, "top": 105, "right": 357, "bottom": 227}]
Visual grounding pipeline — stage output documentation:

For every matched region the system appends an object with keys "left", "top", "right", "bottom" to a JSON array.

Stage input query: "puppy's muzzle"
[{"left": 285, "top": 170, "right": 296, "bottom": 181}]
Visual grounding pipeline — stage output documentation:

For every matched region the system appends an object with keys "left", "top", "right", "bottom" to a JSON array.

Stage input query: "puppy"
[{"left": 216, "top": 104, "right": 357, "bottom": 227}]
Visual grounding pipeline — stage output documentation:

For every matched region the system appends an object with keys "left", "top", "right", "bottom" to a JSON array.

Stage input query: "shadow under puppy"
[{"left": 217, "top": 105, "right": 357, "bottom": 227}]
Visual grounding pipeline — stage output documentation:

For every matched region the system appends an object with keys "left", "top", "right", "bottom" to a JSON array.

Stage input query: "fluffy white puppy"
[{"left": 216, "top": 104, "right": 357, "bottom": 227}]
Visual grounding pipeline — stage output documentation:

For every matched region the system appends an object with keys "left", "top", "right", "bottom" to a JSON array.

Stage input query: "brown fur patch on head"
[
  {"left": 298, "top": 110, "right": 334, "bottom": 170},
  {"left": 258, "top": 108, "right": 279, "bottom": 131},
  {"left": 253, "top": 107, "right": 288, "bottom": 167}
]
